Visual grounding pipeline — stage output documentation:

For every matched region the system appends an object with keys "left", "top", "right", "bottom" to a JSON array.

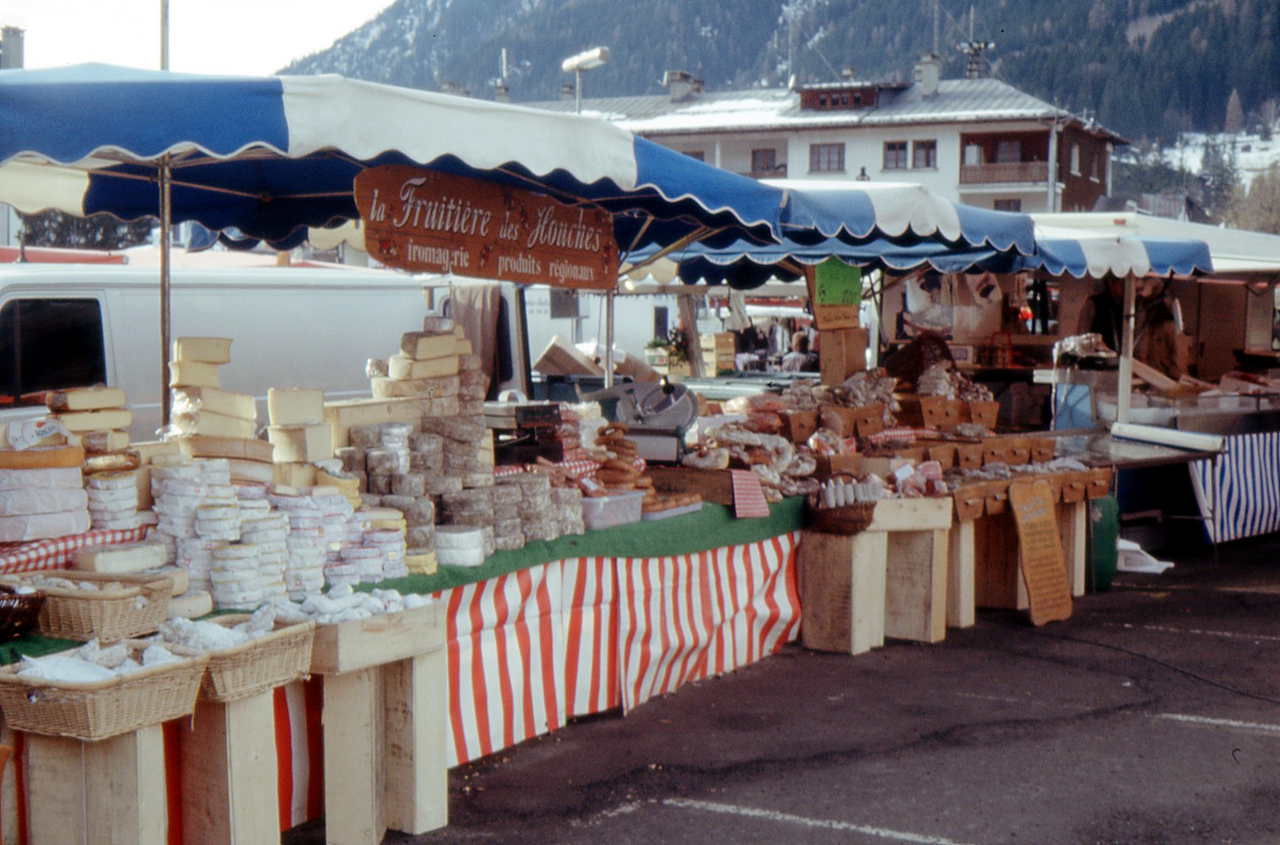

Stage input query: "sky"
[{"left": 4, "top": 0, "right": 395, "bottom": 76}]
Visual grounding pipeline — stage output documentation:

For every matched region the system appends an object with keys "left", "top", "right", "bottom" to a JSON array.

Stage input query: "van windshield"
[{"left": 0, "top": 297, "right": 108, "bottom": 407}]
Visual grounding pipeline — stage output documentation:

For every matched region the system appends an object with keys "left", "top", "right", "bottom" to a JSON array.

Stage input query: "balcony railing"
[
  {"left": 741, "top": 165, "right": 788, "bottom": 180},
  {"left": 959, "top": 161, "right": 1049, "bottom": 184}
]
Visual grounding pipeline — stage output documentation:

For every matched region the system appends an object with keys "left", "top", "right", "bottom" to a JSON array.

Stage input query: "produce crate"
[
  {"left": 200, "top": 616, "right": 317, "bottom": 703},
  {"left": 0, "top": 641, "right": 207, "bottom": 741}
]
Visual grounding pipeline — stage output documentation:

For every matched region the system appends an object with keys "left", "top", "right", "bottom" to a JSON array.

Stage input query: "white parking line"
[
  {"left": 1106, "top": 622, "right": 1280, "bottom": 643},
  {"left": 663, "top": 798, "right": 977, "bottom": 844},
  {"left": 1157, "top": 713, "right": 1280, "bottom": 736}
]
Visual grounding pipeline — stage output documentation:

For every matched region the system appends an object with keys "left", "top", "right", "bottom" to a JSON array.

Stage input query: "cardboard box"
[
  {"left": 779, "top": 409, "right": 818, "bottom": 444},
  {"left": 819, "top": 327, "right": 869, "bottom": 385}
]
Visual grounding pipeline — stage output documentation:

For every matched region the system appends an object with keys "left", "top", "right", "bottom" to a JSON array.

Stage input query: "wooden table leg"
[
  {"left": 181, "top": 694, "right": 279, "bottom": 845},
  {"left": 382, "top": 651, "right": 447, "bottom": 835},
  {"left": 1058, "top": 501, "right": 1088, "bottom": 597},
  {"left": 323, "top": 667, "right": 384, "bottom": 845},
  {"left": 798, "top": 531, "right": 887, "bottom": 655},
  {"left": 848, "top": 531, "right": 888, "bottom": 654},
  {"left": 26, "top": 726, "right": 167, "bottom": 844},
  {"left": 947, "top": 519, "right": 976, "bottom": 628}
]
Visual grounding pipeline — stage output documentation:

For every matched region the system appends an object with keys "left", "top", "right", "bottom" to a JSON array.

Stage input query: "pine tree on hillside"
[
  {"left": 19, "top": 210, "right": 152, "bottom": 251},
  {"left": 1225, "top": 89, "right": 1245, "bottom": 134},
  {"left": 1228, "top": 164, "right": 1280, "bottom": 235}
]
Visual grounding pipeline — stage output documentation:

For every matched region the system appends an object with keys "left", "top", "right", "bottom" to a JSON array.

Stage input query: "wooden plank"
[
  {"left": 324, "top": 396, "right": 458, "bottom": 449},
  {"left": 884, "top": 529, "right": 948, "bottom": 643},
  {"left": 866, "top": 497, "right": 952, "bottom": 532},
  {"left": 311, "top": 603, "right": 443, "bottom": 675},
  {"left": 974, "top": 512, "right": 1021, "bottom": 609},
  {"left": 323, "top": 667, "right": 385, "bottom": 845},
  {"left": 848, "top": 532, "right": 889, "bottom": 653},
  {"left": 27, "top": 726, "right": 167, "bottom": 845},
  {"left": 382, "top": 653, "right": 448, "bottom": 835},
  {"left": 1010, "top": 479, "right": 1072, "bottom": 626},
  {"left": 181, "top": 694, "right": 278, "bottom": 845},
  {"left": 1058, "top": 500, "right": 1089, "bottom": 597},
  {"left": 947, "top": 518, "right": 976, "bottom": 628}
]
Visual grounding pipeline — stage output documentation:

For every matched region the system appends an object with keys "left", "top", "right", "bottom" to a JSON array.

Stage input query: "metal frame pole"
[
  {"left": 1116, "top": 274, "right": 1136, "bottom": 425},
  {"left": 159, "top": 158, "right": 173, "bottom": 428}
]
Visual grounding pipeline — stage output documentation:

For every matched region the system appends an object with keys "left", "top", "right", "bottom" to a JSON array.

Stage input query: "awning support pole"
[
  {"left": 604, "top": 290, "right": 616, "bottom": 388},
  {"left": 1116, "top": 274, "right": 1136, "bottom": 425},
  {"left": 159, "top": 156, "right": 173, "bottom": 429}
]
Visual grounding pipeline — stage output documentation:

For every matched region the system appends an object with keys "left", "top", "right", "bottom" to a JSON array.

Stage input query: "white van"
[{"left": 0, "top": 264, "right": 436, "bottom": 440}]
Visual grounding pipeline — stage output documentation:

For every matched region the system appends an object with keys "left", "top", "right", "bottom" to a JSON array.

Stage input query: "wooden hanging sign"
[
  {"left": 1009, "top": 478, "right": 1072, "bottom": 626},
  {"left": 804, "top": 258, "right": 861, "bottom": 330},
  {"left": 354, "top": 165, "right": 618, "bottom": 290}
]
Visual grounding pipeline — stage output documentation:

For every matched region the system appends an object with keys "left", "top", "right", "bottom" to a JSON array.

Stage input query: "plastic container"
[
  {"left": 581, "top": 490, "right": 644, "bottom": 531},
  {"left": 642, "top": 501, "right": 703, "bottom": 521}
]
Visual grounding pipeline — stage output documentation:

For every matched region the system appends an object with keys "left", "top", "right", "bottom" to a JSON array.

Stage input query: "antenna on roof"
[
  {"left": 932, "top": 0, "right": 940, "bottom": 56},
  {"left": 956, "top": 4, "right": 995, "bottom": 78}
]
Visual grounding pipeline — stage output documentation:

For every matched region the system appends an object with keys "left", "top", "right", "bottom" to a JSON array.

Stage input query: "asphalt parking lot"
[{"left": 292, "top": 534, "right": 1280, "bottom": 844}]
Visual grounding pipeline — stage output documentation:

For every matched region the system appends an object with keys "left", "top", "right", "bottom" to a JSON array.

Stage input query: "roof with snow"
[{"left": 525, "top": 77, "right": 1127, "bottom": 143}]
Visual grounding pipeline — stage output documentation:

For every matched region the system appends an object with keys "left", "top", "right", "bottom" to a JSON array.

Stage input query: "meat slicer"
[{"left": 579, "top": 377, "right": 698, "bottom": 463}]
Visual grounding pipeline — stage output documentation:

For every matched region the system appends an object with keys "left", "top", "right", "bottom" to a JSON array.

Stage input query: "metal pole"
[
  {"left": 604, "top": 290, "right": 615, "bottom": 388},
  {"left": 159, "top": 0, "right": 169, "bottom": 70},
  {"left": 1116, "top": 274, "right": 1136, "bottom": 425},
  {"left": 159, "top": 158, "right": 173, "bottom": 428},
  {"left": 575, "top": 69, "right": 582, "bottom": 114}
]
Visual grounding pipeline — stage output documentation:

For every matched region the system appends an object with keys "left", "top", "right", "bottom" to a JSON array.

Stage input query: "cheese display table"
[{"left": 0, "top": 499, "right": 803, "bottom": 839}]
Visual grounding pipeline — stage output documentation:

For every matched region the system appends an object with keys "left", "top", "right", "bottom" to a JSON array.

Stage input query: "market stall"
[{"left": 0, "top": 63, "right": 891, "bottom": 844}]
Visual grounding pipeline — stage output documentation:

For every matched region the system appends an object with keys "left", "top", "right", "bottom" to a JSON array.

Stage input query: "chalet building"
[{"left": 528, "top": 56, "right": 1126, "bottom": 213}]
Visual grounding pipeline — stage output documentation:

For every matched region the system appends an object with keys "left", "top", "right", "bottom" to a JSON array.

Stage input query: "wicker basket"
[
  {"left": 1, "top": 571, "right": 172, "bottom": 643},
  {"left": 0, "top": 641, "right": 208, "bottom": 742},
  {"left": 0, "top": 586, "right": 45, "bottom": 643},
  {"left": 200, "top": 616, "right": 316, "bottom": 703},
  {"left": 805, "top": 497, "right": 878, "bottom": 535}
]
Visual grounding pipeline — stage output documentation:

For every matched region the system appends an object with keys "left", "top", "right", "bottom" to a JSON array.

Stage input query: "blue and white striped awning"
[{"left": 0, "top": 64, "right": 790, "bottom": 251}]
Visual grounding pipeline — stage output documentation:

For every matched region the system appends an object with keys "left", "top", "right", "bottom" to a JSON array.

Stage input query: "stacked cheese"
[
  {"left": 498, "top": 472, "right": 559, "bottom": 545},
  {"left": 369, "top": 316, "right": 468, "bottom": 401},
  {"left": 46, "top": 386, "right": 132, "bottom": 457},
  {"left": 437, "top": 487, "right": 496, "bottom": 557},
  {"left": 0, "top": 462, "right": 90, "bottom": 542},
  {"left": 420, "top": 416, "right": 494, "bottom": 490},
  {"left": 267, "top": 388, "right": 332, "bottom": 476},
  {"left": 491, "top": 483, "right": 525, "bottom": 550},
  {"left": 85, "top": 470, "right": 144, "bottom": 530},
  {"left": 553, "top": 486, "right": 586, "bottom": 537},
  {"left": 170, "top": 337, "right": 272, "bottom": 485},
  {"left": 434, "top": 524, "right": 487, "bottom": 568}
]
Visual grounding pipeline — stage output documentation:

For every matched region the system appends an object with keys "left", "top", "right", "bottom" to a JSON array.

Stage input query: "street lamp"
[{"left": 561, "top": 47, "right": 610, "bottom": 114}]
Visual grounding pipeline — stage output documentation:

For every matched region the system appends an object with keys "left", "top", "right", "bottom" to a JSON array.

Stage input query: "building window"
[
  {"left": 1089, "top": 153, "right": 1100, "bottom": 181},
  {"left": 685, "top": 150, "right": 705, "bottom": 161},
  {"left": 751, "top": 148, "right": 777, "bottom": 173},
  {"left": 883, "top": 141, "right": 908, "bottom": 170},
  {"left": 809, "top": 142, "right": 845, "bottom": 172},
  {"left": 912, "top": 140, "right": 937, "bottom": 169},
  {"left": 996, "top": 139, "right": 1022, "bottom": 163},
  {"left": 1070, "top": 144, "right": 1081, "bottom": 175},
  {"left": 993, "top": 198, "right": 1022, "bottom": 212}
]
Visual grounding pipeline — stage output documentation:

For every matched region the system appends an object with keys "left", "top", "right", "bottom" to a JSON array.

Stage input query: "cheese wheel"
[
  {"left": 434, "top": 525, "right": 484, "bottom": 550},
  {"left": 436, "top": 545, "right": 486, "bottom": 567}
]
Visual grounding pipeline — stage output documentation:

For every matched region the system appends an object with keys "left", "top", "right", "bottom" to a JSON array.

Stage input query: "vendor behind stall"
[
  {"left": 780, "top": 330, "right": 818, "bottom": 371},
  {"left": 1077, "top": 276, "right": 1181, "bottom": 379}
]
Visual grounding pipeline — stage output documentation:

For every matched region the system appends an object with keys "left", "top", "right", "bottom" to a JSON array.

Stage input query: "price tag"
[{"left": 806, "top": 259, "right": 861, "bottom": 330}]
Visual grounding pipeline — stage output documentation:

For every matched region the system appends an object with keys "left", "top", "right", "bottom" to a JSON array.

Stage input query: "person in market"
[
  {"left": 780, "top": 330, "right": 818, "bottom": 371},
  {"left": 1076, "top": 275, "right": 1181, "bottom": 379}
]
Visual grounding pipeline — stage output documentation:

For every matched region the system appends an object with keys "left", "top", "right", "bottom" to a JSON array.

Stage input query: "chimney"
[
  {"left": 0, "top": 26, "right": 24, "bottom": 69},
  {"left": 913, "top": 53, "right": 940, "bottom": 97},
  {"left": 662, "top": 70, "right": 702, "bottom": 102},
  {"left": 560, "top": 82, "right": 576, "bottom": 101}
]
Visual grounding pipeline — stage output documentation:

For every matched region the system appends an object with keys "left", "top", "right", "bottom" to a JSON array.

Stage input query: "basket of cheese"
[
  {"left": 0, "top": 639, "right": 208, "bottom": 741},
  {"left": 184, "top": 613, "right": 316, "bottom": 703},
  {"left": 0, "top": 570, "right": 172, "bottom": 642}
]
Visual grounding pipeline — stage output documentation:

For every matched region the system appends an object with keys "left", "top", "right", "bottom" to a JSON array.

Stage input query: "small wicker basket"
[
  {"left": 0, "top": 641, "right": 208, "bottom": 742},
  {"left": 200, "top": 616, "right": 316, "bottom": 703},
  {"left": 1, "top": 571, "right": 172, "bottom": 643}
]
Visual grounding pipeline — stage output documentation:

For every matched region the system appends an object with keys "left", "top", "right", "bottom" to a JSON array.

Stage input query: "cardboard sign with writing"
[
  {"left": 354, "top": 165, "right": 618, "bottom": 290},
  {"left": 805, "top": 258, "right": 861, "bottom": 330},
  {"left": 1009, "top": 478, "right": 1072, "bottom": 626}
]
